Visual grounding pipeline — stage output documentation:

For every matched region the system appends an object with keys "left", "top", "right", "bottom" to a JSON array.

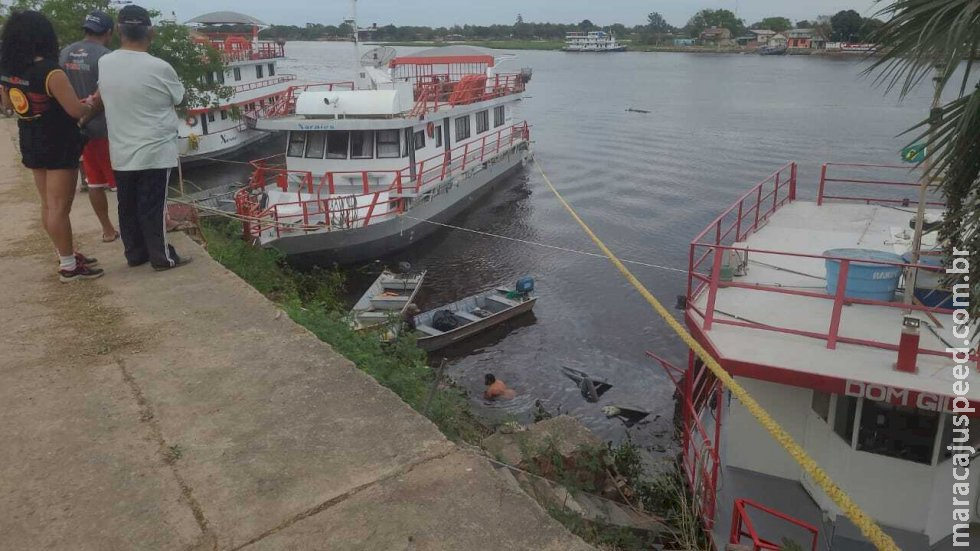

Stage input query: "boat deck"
[{"left": 689, "top": 198, "right": 973, "bottom": 402}]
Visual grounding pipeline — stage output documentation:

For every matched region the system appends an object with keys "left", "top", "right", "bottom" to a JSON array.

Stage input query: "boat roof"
[
  {"left": 687, "top": 164, "right": 978, "bottom": 407},
  {"left": 185, "top": 11, "right": 266, "bottom": 26},
  {"left": 391, "top": 45, "right": 496, "bottom": 68}
]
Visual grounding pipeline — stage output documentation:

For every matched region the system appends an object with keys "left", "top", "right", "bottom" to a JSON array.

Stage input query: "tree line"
[{"left": 259, "top": 9, "right": 885, "bottom": 45}]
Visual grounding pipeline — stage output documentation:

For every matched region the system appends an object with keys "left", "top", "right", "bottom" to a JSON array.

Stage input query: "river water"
[{"left": 183, "top": 42, "right": 940, "bottom": 451}]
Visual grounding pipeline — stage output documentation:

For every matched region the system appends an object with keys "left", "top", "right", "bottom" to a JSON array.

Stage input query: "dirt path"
[{"left": 0, "top": 120, "right": 590, "bottom": 551}]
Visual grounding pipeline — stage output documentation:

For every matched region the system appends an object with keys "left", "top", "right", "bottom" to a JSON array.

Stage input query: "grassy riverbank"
[{"left": 202, "top": 219, "right": 488, "bottom": 443}]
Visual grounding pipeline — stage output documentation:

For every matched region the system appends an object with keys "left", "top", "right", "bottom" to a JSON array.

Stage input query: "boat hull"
[
  {"left": 417, "top": 297, "right": 536, "bottom": 352},
  {"left": 179, "top": 129, "right": 273, "bottom": 166},
  {"left": 267, "top": 145, "right": 531, "bottom": 265}
]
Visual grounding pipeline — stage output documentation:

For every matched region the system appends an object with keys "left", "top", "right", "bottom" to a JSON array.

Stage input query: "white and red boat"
[
  {"left": 232, "top": 24, "right": 532, "bottom": 263},
  {"left": 178, "top": 11, "right": 300, "bottom": 164},
  {"left": 652, "top": 162, "right": 978, "bottom": 550}
]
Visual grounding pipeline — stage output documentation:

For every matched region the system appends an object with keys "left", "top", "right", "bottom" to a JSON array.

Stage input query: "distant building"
[
  {"left": 785, "top": 28, "right": 813, "bottom": 49},
  {"left": 769, "top": 33, "right": 788, "bottom": 48},
  {"left": 699, "top": 26, "right": 734, "bottom": 46},
  {"left": 673, "top": 38, "right": 696, "bottom": 47},
  {"left": 748, "top": 29, "right": 776, "bottom": 47}
]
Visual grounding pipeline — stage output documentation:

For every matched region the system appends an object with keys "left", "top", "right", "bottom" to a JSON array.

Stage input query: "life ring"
[
  {"left": 186, "top": 116, "right": 198, "bottom": 127},
  {"left": 223, "top": 36, "right": 249, "bottom": 53},
  {"left": 426, "top": 122, "right": 435, "bottom": 138}
]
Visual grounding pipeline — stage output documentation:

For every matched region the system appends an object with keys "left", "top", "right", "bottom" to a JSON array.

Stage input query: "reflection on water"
[{"left": 183, "top": 42, "right": 940, "bottom": 454}]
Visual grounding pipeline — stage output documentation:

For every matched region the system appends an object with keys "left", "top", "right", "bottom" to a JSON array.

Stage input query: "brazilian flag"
[{"left": 901, "top": 143, "right": 926, "bottom": 163}]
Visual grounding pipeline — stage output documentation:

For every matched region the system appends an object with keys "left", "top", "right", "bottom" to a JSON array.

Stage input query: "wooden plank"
[{"left": 417, "top": 325, "right": 444, "bottom": 336}]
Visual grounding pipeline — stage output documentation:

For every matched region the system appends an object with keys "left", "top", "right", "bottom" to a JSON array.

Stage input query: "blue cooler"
[
  {"left": 902, "top": 253, "right": 953, "bottom": 308},
  {"left": 516, "top": 276, "right": 535, "bottom": 294},
  {"left": 824, "top": 248, "right": 904, "bottom": 301}
]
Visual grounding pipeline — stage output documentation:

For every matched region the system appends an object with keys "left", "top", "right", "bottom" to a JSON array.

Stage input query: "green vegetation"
[
  {"left": 380, "top": 39, "right": 563, "bottom": 51},
  {"left": 202, "top": 220, "right": 487, "bottom": 443}
]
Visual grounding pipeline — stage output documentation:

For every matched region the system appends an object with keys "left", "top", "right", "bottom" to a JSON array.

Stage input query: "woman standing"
[{"left": 1, "top": 10, "right": 103, "bottom": 281}]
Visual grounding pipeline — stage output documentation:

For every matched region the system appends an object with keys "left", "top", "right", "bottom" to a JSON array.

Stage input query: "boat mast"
[{"left": 349, "top": 0, "right": 363, "bottom": 86}]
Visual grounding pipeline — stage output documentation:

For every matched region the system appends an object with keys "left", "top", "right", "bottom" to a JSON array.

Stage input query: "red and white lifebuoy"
[
  {"left": 426, "top": 121, "right": 435, "bottom": 138},
  {"left": 185, "top": 116, "right": 198, "bottom": 127}
]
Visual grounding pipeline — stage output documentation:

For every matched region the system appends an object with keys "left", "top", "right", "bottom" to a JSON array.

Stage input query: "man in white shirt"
[{"left": 98, "top": 5, "right": 190, "bottom": 270}]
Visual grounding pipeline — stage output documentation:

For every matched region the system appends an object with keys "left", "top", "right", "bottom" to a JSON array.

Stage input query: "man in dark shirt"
[{"left": 60, "top": 10, "right": 118, "bottom": 243}]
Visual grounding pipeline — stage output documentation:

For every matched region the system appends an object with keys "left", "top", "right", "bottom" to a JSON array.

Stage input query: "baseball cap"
[
  {"left": 118, "top": 5, "right": 152, "bottom": 26},
  {"left": 82, "top": 10, "right": 113, "bottom": 34}
]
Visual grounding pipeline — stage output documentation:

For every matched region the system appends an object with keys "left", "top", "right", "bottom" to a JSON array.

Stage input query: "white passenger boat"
[
  {"left": 562, "top": 31, "right": 626, "bottom": 52},
  {"left": 650, "top": 162, "right": 977, "bottom": 550},
  {"left": 179, "top": 11, "right": 312, "bottom": 164}
]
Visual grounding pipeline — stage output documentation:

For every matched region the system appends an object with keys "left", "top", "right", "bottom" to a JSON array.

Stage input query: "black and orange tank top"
[{"left": 1, "top": 58, "right": 75, "bottom": 128}]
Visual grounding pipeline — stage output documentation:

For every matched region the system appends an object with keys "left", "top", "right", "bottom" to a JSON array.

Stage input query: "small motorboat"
[
  {"left": 349, "top": 270, "right": 426, "bottom": 336},
  {"left": 413, "top": 277, "right": 536, "bottom": 352},
  {"left": 758, "top": 45, "right": 788, "bottom": 56}
]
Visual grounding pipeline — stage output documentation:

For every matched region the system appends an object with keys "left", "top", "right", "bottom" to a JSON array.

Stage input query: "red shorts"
[{"left": 81, "top": 138, "right": 115, "bottom": 189}]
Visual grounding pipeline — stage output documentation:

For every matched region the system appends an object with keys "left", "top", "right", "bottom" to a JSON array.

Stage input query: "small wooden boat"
[
  {"left": 413, "top": 278, "right": 536, "bottom": 352},
  {"left": 349, "top": 270, "right": 426, "bottom": 334}
]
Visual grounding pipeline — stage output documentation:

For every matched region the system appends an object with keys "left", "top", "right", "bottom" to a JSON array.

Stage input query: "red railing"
[
  {"left": 688, "top": 162, "right": 977, "bottom": 363},
  {"left": 649, "top": 351, "right": 723, "bottom": 530},
  {"left": 817, "top": 162, "right": 944, "bottom": 207},
  {"left": 236, "top": 122, "right": 531, "bottom": 239},
  {"left": 410, "top": 73, "right": 526, "bottom": 117},
  {"left": 729, "top": 499, "right": 819, "bottom": 551}
]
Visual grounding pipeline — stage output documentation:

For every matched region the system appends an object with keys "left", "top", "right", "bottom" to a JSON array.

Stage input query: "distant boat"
[
  {"left": 349, "top": 270, "right": 426, "bottom": 337},
  {"left": 758, "top": 45, "right": 788, "bottom": 55},
  {"left": 563, "top": 31, "right": 627, "bottom": 52},
  {"left": 413, "top": 278, "right": 536, "bottom": 351}
]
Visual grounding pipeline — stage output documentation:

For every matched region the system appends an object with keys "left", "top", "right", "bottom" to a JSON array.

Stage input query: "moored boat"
[
  {"left": 650, "top": 162, "right": 977, "bottom": 550},
  {"left": 349, "top": 270, "right": 426, "bottom": 334},
  {"left": 232, "top": 2, "right": 533, "bottom": 264},
  {"left": 179, "top": 11, "right": 306, "bottom": 164},
  {"left": 413, "top": 277, "right": 536, "bottom": 351}
]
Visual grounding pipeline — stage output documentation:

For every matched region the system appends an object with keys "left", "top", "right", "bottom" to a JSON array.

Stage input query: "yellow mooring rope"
[{"left": 534, "top": 159, "right": 900, "bottom": 551}]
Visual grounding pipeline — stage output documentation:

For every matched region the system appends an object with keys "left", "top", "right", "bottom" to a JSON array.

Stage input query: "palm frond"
[{"left": 865, "top": 0, "right": 980, "bottom": 98}]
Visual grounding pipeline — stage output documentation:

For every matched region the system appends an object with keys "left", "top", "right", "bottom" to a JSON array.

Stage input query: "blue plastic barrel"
[{"left": 824, "top": 248, "right": 904, "bottom": 301}]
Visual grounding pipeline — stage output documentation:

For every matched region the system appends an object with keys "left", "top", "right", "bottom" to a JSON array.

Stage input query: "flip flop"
[{"left": 102, "top": 231, "right": 120, "bottom": 243}]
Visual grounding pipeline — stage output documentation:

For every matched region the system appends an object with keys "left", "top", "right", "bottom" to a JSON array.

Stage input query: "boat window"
[
  {"left": 217, "top": 70, "right": 226, "bottom": 84},
  {"left": 207, "top": 111, "right": 215, "bottom": 123},
  {"left": 856, "top": 401, "right": 940, "bottom": 465},
  {"left": 287, "top": 131, "right": 307, "bottom": 157},
  {"left": 493, "top": 105, "right": 505, "bottom": 127},
  {"left": 305, "top": 132, "right": 326, "bottom": 159},
  {"left": 326, "top": 131, "right": 349, "bottom": 159},
  {"left": 414, "top": 130, "right": 426, "bottom": 150},
  {"left": 350, "top": 130, "right": 374, "bottom": 159},
  {"left": 833, "top": 395, "right": 857, "bottom": 444},
  {"left": 811, "top": 391, "right": 831, "bottom": 422},
  {"left": 435, "top": 126, "right": 443, "bottom": 148},
  {"left": 475, "top": 110, "right": 489, "bottom": 134},
  {"left": 256, "top": 64, "right": 264, "bottom": 79},
  {"left": 268, "top": 63, "right": 275, "bottom": 77},
  {"left": 219, "top": 110, "right": 228, "bottom": 121},
  {"left": 233, "top": 67, "right": 242, "bottom": 82},
  {"left": 455, "top": 115, "right": 471, "bottom": 141},
  {"left": 376, "top": 129, "right": 400, "bottom": 158}
]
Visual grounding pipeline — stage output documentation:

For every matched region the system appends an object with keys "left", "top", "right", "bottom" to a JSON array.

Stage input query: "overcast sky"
[{"left": 143, "top": 1, "right": 882, "bottom": 29}]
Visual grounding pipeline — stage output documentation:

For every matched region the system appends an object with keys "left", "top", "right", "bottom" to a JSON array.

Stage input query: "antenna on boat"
[{"left": 348, "top": 0, "right": 363, "bottom": 87}]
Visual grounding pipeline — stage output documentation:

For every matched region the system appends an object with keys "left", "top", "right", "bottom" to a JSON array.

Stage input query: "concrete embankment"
[{"left": 0, "top": 119, "right": 591, "bottom": 551}]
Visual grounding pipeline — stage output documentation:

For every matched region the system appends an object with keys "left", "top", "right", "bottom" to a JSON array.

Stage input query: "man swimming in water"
[{"left": 484, "top": 373, "right": 516, "bottom": 400}]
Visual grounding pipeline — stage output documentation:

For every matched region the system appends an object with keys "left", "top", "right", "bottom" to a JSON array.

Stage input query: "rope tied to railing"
[{"left": 532, "top": 158, "right": 901, "bottom": 551}]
